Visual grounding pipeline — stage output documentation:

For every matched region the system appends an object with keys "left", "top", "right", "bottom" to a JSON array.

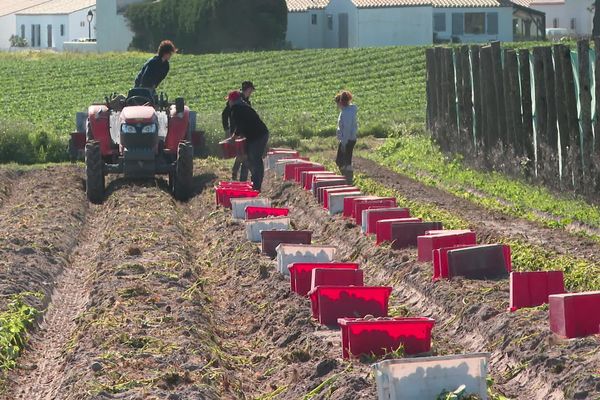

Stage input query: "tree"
[
  {"left": 125, "top": 0, "right": 287, "bottom": 54},
  {"left": 9, "top": 35, "right": 27, "bottom": 47}
]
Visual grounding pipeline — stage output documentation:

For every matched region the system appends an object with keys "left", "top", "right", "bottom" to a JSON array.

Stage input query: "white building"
[
  {"left": 96, "top": 0, "right": 144, "bottom": 52},
  {"left": 518, "top": 0, "right": 593, "bottom": 37},
  {"left": 15, "top": 0, "right": 96, "bottom": 51},
  {"left": 286, "top": 0, "right": 544, "bottom": 48},
  {"left": 0, "top": 0, "right": 52, "bottom": 49}
]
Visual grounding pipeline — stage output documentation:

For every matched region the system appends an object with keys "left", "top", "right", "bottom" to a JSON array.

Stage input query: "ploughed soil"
[{"left": 0, "top": 158, "right": 597, "bottom": 399}]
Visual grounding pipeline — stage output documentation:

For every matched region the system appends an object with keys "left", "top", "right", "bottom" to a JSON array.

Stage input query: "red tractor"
[{"left": 79, "top": 88, "right": 195, "bottom": 203}]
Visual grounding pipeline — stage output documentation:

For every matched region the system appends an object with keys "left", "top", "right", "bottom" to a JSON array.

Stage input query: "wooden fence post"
[
  {"left": 480, "top": 45, "right": 496, "bottom": 153},
  {"left": 577, "top": 39, "right": 593, "bottom": 189},
  {"left": 454, "top": 48, "right": 465, "bottom": 152},
  {"left": 461, "top": 45, "right": 474, "bottom": 150},
  {"left": 594, "top": 37, "right": 600, "bottom": 189},
  {"left": 446, "top": 47, "right": 458, "bottom": 149},
  {"left": 542, "top": 46, "right": 559, "bottom": 182},
  {"left": 532, "top": 47, "right": 547, "bottom": 176},
  {"left": 435, "top": 47, "right": 446, "bottom": 144},
  {"left": 505, "top": 49, "right": 522, "bottom": 152},
  {"left": 552, "top": 44, "right": 570, "bottom": 184},
  {"left": 503, "top": 49, "right": 515, "bottom": 148},
  {"left": 471, "top": 45, "right": 482, "bottom": 149},
  {"left": 425, "top": 48, "right": 436, "bottom": 132},
  {"left": 491, "top": 41, "right": 507, "bottom": 145},
  {"left": 518, "top": 49, "right": 535, "bottom": 165},
  {"left": 557, "top": 44, "right": 580, "bottom": 188}
]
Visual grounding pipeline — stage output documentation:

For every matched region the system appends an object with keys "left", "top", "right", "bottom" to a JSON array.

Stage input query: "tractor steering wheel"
[{"left": 126, "top": 96, "right": 152, "bottom": 106}]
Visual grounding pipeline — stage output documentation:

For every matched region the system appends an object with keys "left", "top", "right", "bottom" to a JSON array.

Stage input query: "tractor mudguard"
[
  {"left": 164, "top": 105, "right": 190, "bottom": 155},
  {"left": 87, "top": 105, "right": 113, "bottom": 157}
]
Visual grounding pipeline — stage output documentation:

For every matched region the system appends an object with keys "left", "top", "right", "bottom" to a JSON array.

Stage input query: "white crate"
[
  {"left": 231, "top": 197, "right": 271, "bottom": 220},
  {"left": 372, "top": 353, "right": 489, "bottom": 400},
  {"left": 266, "top": 152, "right": 297, "bottom": 170},
  {"left": 276, "top": 244, "right": 337, "bottom": 276},
  {"left": 327, "top": 191, "right": 362, "bottom": 215},
  {"left": 245, "top": 217, "right": 290, "bottom": 242},
  {"left": 274, "top": 159, "right": 305, "bottom": 177}
]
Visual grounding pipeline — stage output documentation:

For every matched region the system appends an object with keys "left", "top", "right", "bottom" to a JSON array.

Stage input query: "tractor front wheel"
[
  {"left": 174, "top": 141, "right": 193, "bottom": 201},
  {"left": 85, "top": 141, "right": 104, "bottom": 204}
]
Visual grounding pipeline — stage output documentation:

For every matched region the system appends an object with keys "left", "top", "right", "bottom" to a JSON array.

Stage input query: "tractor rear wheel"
[
  {"left": 174, "top": 141, "right": 193, "bottom": 201},
  {"left": 85, "top": 141, "right": 104, "bottom": 204}
]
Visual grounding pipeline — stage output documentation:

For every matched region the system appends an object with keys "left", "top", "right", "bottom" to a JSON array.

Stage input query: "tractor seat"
[{"left": 127, "top": 88, "right": 156, "bottom": 106}]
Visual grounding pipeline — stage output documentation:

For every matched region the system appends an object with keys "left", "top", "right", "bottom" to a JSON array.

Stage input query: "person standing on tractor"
[
  {"left": 228, "top": 90, "right": 269, "bottom": 191},
  {"left": 334, "top": 91, "right": 358, "bottom": 184},
  {"left": 222, "top": 81, "right": 255, "bottom": 181},
  {"left": 134, "top": 40, "right": 177, "bottom": 92}
]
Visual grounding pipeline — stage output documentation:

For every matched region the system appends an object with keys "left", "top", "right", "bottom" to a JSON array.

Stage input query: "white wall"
[
  {"left": 433, "top": 6, "right": 512, "bottom": 43},
  {"left": 68, "top": 8, "right": 94, "bottom": 43},
  {"left": 286, "top": 12, "right": 310, "bottom": 48},
  {"left": 16, "top": 9, "right": 94, "bottom": 51},
  {"left": 96, "top": 0, "right": 141, "bottom": 52},
  {"left": 0, "top": 14, "right": 16, "bottom": 49},
  {"left": 357, "top": 6, "right": 433, "bottom": 47},
  {"left": 324, "top": 0, "right": 358, "bottom": 48},
  {"left": 533, "top": 0, "right": 593, "bottom": 36}
]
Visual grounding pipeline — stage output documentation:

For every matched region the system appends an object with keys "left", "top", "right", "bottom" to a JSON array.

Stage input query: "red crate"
[
  {"left": 343, "top": 196, "right": 378, "bottom": 218},
  {"left": 303, "top": 172, "right": 336, "bottom": 190},
  {"left": 293, "top": 164, "right": 325, "bottom": 183},
  {"left": 318, "top": 185, "right": 351, "bottom": 204},
  {"left": 390, "top": 221, "right": 443, "bottom": 250},
  {"left": 375, "top": 218, "right": 423, "bottom": 245},
  {"left": 311, "top": 268, "right": 364, "bottom": 291},
  {"left": 288, "top": 262, "right": 360, "bottom": 296},
  {"left": 338, "top": 317, "right": 435, "bottom": 359},
  {"left": 323, "top": 186, "right": 359, "bottom": 209},
  {"left": 432, "top": 245, "right": 477, "bottom": 280},
  {"left": 218, "top": 181, "right": 252, "bottom": 188},
  {"left": 365, "top": 208, "right": 411, "bottom": 235},
  {"left": 313, "top": 179, "right": 348, "bottom": 197},
  {"left": 308, "top": 286, "right": 393, "bottom": 326},
  {"left": 434, "top": 244, "right": 511, "bottom": 280},
  {"left": 215, "top": 188, "right": 259, "bottom": 208},
  {"left": 549, "top": 291, "right": 600, "bottom": 338},
  {"left": 219, "top": 138, "right": 246, "bottom": 159},
  {"left": 510, "top": 271, "right": 565, "bottom": 311},
  {"left": 417, "top": 231, "right": 477, "bottom": 262},
  {"left": 261, "top": 230, "right": 312, "bottom": 258},
  {"left": 284, "top": 161, "right": 312, "bottom": 181},
  {"left": 245, "top": 206, "right": 290, "bottom": 220},
  {"left": 353, "top": 198, "right": 397, "bottom": 225}
]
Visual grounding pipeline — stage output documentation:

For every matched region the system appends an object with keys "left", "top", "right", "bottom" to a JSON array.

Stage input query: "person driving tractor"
[{"left": 134, "top": 40, "right": 177, "bottom": 90}]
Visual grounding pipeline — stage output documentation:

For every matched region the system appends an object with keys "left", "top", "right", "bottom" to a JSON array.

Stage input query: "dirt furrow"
[
  {"left": 354, "top": 157, "right": 600, "bottom": 261},
  {"left": 7, "top": 205, "right": 101, "bottom": 399},
  {"left": 0, "top": 169, "right": 21, "bottom": 209},
  {"left": 266, "top": 175, "right": 599, "bottom": 400}
]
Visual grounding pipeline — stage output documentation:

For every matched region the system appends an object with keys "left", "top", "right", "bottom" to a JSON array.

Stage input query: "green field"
[{"left": 0, "top": 47, "right": 426, "bottom": 160}]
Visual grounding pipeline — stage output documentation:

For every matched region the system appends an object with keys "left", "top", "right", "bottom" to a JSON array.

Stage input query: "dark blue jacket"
[{"left": 134, "top": 55, "right": 170, "bottom": 88}]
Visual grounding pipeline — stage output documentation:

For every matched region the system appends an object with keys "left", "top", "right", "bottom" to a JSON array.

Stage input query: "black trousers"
[
  {"left": 335, "top": 140, "right": 356, "bottom": 169},
  {"left": 232, "top": 156, "right": 249, "bottom": 181},
  {"left": 246, "top": 134, "right": 269, "bottom": 191}
]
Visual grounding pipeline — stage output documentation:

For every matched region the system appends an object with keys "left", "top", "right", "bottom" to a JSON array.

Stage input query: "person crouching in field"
[
  {"left": 335, "top": 91, "right": 358, "bottom": 184},
  {"left": 228, "top": 91, "right": 270, "bottom": 191}
]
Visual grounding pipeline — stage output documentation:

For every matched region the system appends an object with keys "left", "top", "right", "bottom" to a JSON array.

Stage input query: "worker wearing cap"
[
  {"left": 222, "top": 81, "right": 255, "bottom": 181},
  {"left": 228, "top": 90, "right": 269, "bottom": 191}
]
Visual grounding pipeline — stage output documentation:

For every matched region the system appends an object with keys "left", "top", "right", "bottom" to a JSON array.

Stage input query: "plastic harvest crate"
[
  {"left": 310, "top": 268, "right": 364, "bottom": 292},
  {"left": 363, "top": 208, "right": 411, "bottom": 234},
  {"left": 308, "top": 286, "right": 392, "bottom": 326},
  {"left": 338, "top": 317, "right": 435, "bottom": 359},
  {"left": 328, "top": 192, "right": 363, "bottom": 215},
  {"left": 216, "top": 188, "right": 259, "bottom": 208},
  {"left": 288, "top": 262, "right": 360, "bottom": 296},
  {"left": 276, "top": 244, "right": 337, "bottom": 276},
  {"left": 245, "top": 206, "right": 290, "bottom": 220},
  {"left": 231, "top": 197, "right": 271, "bottom": 220},
  {"left": 372, "top": 353, "right": 490, "bottom": 400},
  {"left": 245, "top": 217, "right": 290, "bottom": 242},
  {"left": 261, "top": 230, "right": 312, "bottom": 259}
]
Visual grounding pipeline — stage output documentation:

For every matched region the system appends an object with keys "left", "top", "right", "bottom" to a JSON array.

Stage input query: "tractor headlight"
[
  {"left": 121, "top": 124, "right": 136, "bottom": 134},
  {"left": 141, "top": 124, "right": 157, "bottom": 134}
]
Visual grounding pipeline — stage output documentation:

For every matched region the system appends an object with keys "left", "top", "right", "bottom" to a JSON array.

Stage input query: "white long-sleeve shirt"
[{"left": 336, "top": 104, "right": 358, "bottom": 145}]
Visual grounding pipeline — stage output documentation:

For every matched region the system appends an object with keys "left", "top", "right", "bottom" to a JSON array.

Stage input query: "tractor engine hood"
[{"left": 120, "top": 106, "right": 156, "bottom": 124}]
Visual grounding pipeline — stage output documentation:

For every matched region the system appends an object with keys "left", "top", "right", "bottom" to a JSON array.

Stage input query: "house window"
[
  {"left": 311, "top": 14, "right": 317, "bottom": 25},
  {"left": 571, "top": 18, "right": 576, "bottom": 30},
  {"left": 434, "top": 13, "right": 446, "bottom": 32},
  {"left": 487, "top": 12, "right": 498, "bottom": 34},
  {"left": 465, "top": 12, "right": 485, "bottom": 34},
  {"left": 553, "top": 18, "right": 558, "bottom": 28},
  {"left": 327, "top": 14, "right": 333, "bottom": 30},
  {"left": 80, "top": 21, "right": 85, "bottom": 27},
  {"left": 60, "top": 24, "right": 65, "bottom": 36},
  {"left": 47, "top": 24, "right": 52, "bottom": 48},
  {"left": 20, "top": 24, "right": 25, "bottom": 39},
  {"left": 452, "top": 13, "right": 464, "bottom": 35},
  {"left": 31, "top": 24, "right": 41, "bottom": 47}
]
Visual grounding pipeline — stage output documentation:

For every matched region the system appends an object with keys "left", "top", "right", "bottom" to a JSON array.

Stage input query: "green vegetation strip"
[
  {"left": 352, "top": 173, "right": 600, "bottom": 292},
  {"left": 0, "top": 292, "right": 43, "bottom": 371},
  {"left": 365, "top": 129, "right": 600, "bottom": 240}
]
